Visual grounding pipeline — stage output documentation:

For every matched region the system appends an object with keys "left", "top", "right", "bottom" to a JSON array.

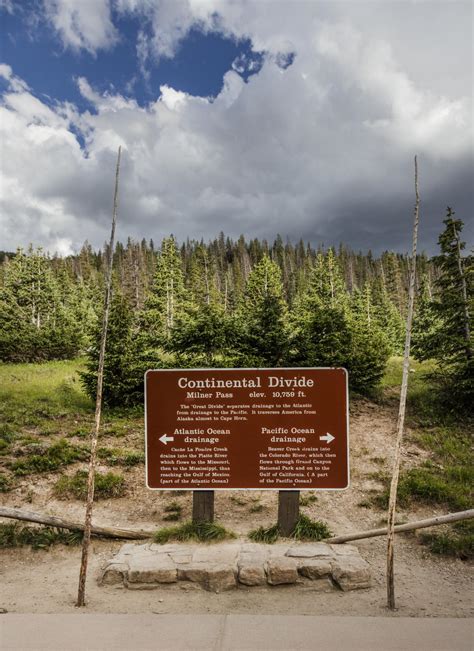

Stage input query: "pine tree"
[
  {"left": 169, "top": 301, "right": 237, "bottom": 367},
  {"left": 292, "top": 251, "right": 351, "bottom": 368},
  {"left": 141, "top": 236, "right": 187, "bottom": 347},
  {"left": 348, "top": 285, "right": 391, "bottom": 392},
  {"left": 417, "top": 210, "right": 473, "bottom": 409},
  {"left": 81, "top": 292, "right": 147, "bottom": 407},
  {"left": 237, "top": 255, "right": 290, "bottom": 366},
  {"left": 0, "top": 247, "right": 83, "bottom": 361}
]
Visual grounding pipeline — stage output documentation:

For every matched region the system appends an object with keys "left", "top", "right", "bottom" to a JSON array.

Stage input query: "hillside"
[{"left": 0, "top": 358, "right": 472, "bottom": 616}]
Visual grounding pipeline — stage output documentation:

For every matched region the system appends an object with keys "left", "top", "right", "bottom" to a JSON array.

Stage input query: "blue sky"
[
  {"left": 1, "top": 3, "right": 264, "bottom": 108},
  {"left": 0, "top": 1, "right": 472, "bottom": 255}
]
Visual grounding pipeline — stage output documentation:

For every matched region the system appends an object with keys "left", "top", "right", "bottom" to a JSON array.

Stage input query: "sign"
[{"left": 145, "top": 368, "right": 349, "bottom": 490}]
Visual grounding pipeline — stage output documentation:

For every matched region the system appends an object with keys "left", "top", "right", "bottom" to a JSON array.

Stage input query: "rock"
[
  {"left": 127, "top": 555, "right": 177, "bottom": 584},
  {"left": 238, "top": 562, "right": 267, "bottom": 586},
  {"left": 330, "top": 544, "right": 359, "bottom": 556},
  {"left": 331, "top": 556, "right": 371, "bottom": 591},
  {"left": 180, "top": 563, "right": 236, "bottom": 592},
  {"left": 100, "top": 562, "right": 128, "bottom": 585},
  {"left": 266, "top": 557, "right": 298, "bottom": 585},
  {"left": 238, "top": 548, "right": 269, "bottom": 586},
  {"left": 298, "top": 559, "right": 332, "bottom": 579},
  {"left": 286, "top": 543, "right": 333, "bottom": 558},
  {"left": 191, "top": 545, "right": 239, "bottom": 565}
]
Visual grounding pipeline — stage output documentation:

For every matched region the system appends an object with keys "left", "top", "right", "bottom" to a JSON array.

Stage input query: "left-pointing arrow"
[{"left": 159, "top": 433, "right": 174, "bottom": 445}]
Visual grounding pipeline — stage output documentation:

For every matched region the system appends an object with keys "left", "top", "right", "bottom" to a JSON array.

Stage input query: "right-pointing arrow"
[{"left": 319, "top": 432, "right": 335, "bottom": 444}]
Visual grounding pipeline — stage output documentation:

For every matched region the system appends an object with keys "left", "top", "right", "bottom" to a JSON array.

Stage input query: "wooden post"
[
  {"left": 278, "top": 490, "right": 300, "bottom": 536},
  {"left": 386, "top": 155, "right": 420, "bottom": 610},
  {"left": 192, "top": 491, "right": 214, "bottom": 523},
  {"left": 76, "top": 147, "right": 122, "bottom": 608}
]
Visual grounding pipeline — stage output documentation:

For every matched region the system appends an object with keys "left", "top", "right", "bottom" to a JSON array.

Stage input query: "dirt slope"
[{"left": 1, "top": 400, "right": 472, "bottom": 616}]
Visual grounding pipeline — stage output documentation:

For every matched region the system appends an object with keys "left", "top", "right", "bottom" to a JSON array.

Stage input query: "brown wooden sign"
[{"left": 145, "top": 368, "right": 349, "bottom": 490}]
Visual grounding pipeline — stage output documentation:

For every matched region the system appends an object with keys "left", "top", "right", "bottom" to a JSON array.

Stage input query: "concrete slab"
[{"left": 1, "top": 615, "right": 472, "bottom": 651}]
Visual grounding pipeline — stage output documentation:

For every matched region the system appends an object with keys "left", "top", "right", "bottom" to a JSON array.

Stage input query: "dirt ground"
[{"left": 1, "top": 399, "right": 472, "bottom": 617}]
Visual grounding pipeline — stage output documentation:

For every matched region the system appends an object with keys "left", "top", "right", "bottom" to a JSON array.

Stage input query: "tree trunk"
[
  {"left": 76, "top": 147, "right": 122, "bottom": 608},
  {"left": 452, "top": 219, "right": 472, "bottom": 361},
  {"left": 0, "top": 506, "right": 153, "bottom": 540},
  {"left": 328, "top": 509, "right": 473, "bottom": 544},
  {"left": 386, "top": 155, "right": 420, "bottom": 610}
]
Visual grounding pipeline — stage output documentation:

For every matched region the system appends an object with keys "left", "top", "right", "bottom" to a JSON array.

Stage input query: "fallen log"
[
  {"left": 0, "top": 507, "right": 154, "bottom": 540},
  {"left": 1, "top": 506, "right": 472, "bottom": 544},
  {"left": 327, "top": 509, "right": 474, "bottom": 544}
]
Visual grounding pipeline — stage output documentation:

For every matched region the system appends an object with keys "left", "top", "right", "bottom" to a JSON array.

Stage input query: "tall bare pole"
[
  {"left": 386, "top": 156, "right": 420, "bottom": 610},
  {"left": 77, "top": 146, "right": 122, "bottom": 607}
]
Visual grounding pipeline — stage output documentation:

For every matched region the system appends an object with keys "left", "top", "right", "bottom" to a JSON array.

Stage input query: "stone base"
[{"left": 100, "top": 542, "right": 371, "bottom": 593}]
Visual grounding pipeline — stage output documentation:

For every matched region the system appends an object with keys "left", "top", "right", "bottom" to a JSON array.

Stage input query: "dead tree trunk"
[
  {"left": 0, "top": 506, "right": 153, "bottom": 539},
  {"left": 386, "top": 155, "right": 420, "bottom": 610},
  {"left": 76, "top": 147, "right": 122, "bottom": 608},
  {"left": 451, "top": 215, "right": 472, "bottom": 361}
]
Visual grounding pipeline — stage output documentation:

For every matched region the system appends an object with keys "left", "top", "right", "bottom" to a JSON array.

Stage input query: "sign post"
[{"left": 145, "top": 368, "right": 349, "bottom": 526}]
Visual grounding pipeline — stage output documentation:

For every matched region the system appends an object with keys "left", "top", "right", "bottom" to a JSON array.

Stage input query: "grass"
[
  {"left": 0, "top": 473, "right": 12, "bottom": 492},
  {"left": 249, "top": 502, "right": 264, "bottom": 513},
  {"left": 248, "top": 523, "right": 281, "bottom": 544},
  {"left": 154, "top": 521, "right": 235, "bottom": 544},
  {"left": 419, "top": 520, "right": 474, "bottom": 560},
  {"left": 299, "top": 493, "right": 317, "bottom": 507},
  {"left": 0, "top": 522, "right": 82, "bottom": 549},
  {"left": 0, "top": 359, "right": 92, "bottom": 427},
  {"left": 370, "top": 357, "right": 474, "bottom": 556},
  {"left": 97, "top": 447, "right": 145, "bottom": 466},
  {"left": 9, "top": 439, "right": 89, "bottom": 476},
  {"left": 248, "top": 515, "right": 331, "bottom": 543},
  {"left": 53, "top": 470, "right": 126, "bottom": 500},
  {"left": 163, "top": 501, "right": 183, "bottom": 521},
  {"left": 373, "top": 432, "right": 473, "bottom": 512},
  {"left": 291, "top": 515, "right": 332, "bottom": 541}
]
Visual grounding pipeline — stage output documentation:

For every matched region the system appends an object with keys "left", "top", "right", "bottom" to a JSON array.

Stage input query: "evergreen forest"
[{"left": 1, "top": 211, "right": 472, "bottom": 412}]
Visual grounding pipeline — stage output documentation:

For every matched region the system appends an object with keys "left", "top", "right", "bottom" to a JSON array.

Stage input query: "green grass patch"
[
  {"left": 0, "top": 359, "right": 92, "bottom": 427},
  {"left": 420, "top": 520, "right": 474, "bottom": 560},
  {"left": 291, "top": 515, "right": 332, "bottom": 541},
  {"left": 0, "top": 423, "right": 16, "bottom": 452},
  {"left": 154, "top": 521, "right": 235, "bottom": 544},
  {"left": 162, "top": 501, "right": 183, "bottom": 521},
  {"left": 0, "top": 523, "right": 82, "bottom": 549},
  {"left": 97, "top": 447, "right": 144, "bottom": 467},
  {"left": 249, "top": 502, "right": 264, "bottom": 513},
  {"left": 373, "top": 428, "right": 473, "bottom": 513},
  {"left": 53, "top": 470, "right": 126, "bottom": 500},
  {"left": 248, "top": 523, "right": 280, "bottom": 544},
  {"left": 0, "top": 473, "right": 12, "bottom": 492},
  {"left": 248, "top": 515, "right": 331, "bottom": 543},
  {"left": 9, "top": 438, "right": 88, "bottom": 476},
  {"left": 299, "top": 493, "right": 318, "bottom": 507}
]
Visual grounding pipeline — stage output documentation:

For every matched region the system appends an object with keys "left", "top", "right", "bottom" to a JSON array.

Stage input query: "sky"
[{"left": 0, "top": 0, "right": 472, "bottom": 256}]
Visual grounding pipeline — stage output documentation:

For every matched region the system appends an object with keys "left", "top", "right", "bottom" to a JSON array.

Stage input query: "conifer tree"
[
  {"left": 292, "top": 251, "right": 351, "bottom": 368},
  {"left": 237, "top": 255, "right": 290, "bottom": 366},
  {"left": 348, "top": 285, "right": 391, "bottom": 392},
  {"left": 141, "top": 236, "right": 187, "bottom": 347},
  {"left": 415, "top": 210, "right": 473, "bottom": 409},
  {"left": 81, "top": 292, "right": 146, "bottom": 406}
]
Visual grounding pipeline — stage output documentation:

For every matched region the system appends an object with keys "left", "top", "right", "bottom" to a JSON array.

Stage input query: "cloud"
[
  {"left": 1, "top": 2, "right": 472, "bottom": 255},
  {"left": 42, "top": 0, "right": 119, "bottom": 54}
]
